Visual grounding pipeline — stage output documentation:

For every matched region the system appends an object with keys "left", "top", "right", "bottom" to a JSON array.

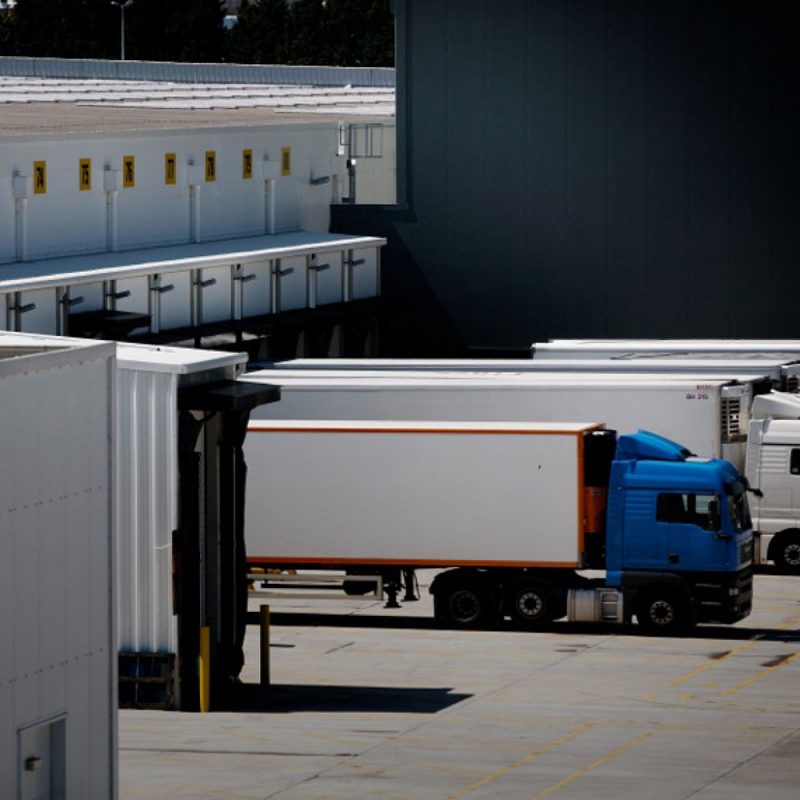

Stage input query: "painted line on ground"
[
  {"left": 668, "top": 612, "right": 800, "bottom": 692},
  {"left": 443, "top": 723, "right": 593, "bottom": 800},
  {"left": 720, "top": 652, "right": 800, "bottom": 697},
  {"left": 528, "top": 732, "right": 653, "bottom": 800},
  {"left": 669, "top": 636, "right": 763, "bottom": 688}
]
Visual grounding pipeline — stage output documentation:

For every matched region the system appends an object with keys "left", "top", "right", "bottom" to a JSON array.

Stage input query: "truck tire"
[
  {"left": 507, "top": 580, "right": 560, "bottom": 628},
  {"left": 635, "top": 589, "right": 695, "bottom": 635},
  {"left": 772, "top": 533, "right": 800, "bottom": 573},
  {"left": 434, "top": 577, "right": 496, "bottom": 629}
]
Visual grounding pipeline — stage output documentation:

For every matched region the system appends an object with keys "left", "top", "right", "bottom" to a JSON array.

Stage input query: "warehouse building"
[
  {"left": 0, "top": 60, "right": 394, "bottom": 358},
  {"left": 336, "top": 0, "right": 800, "bottom": 354},
  {"left": 0, "top": 338, "right": 117, "bottom": 798}
]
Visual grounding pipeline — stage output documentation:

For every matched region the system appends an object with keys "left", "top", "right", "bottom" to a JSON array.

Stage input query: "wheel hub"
[
  {"left": 518, "top": 590, "right": 544, "bottom": 619},
  {"left": 784, "top": 543, "right": 800, "bottom": 567},
  {"left": 450, "top": 589, "right": 480, "bottom": 624},
  {"left": 649, "top": 600, "right": 675, "bottom": 626}
]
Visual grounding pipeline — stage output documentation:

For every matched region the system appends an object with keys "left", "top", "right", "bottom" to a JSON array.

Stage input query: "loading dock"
[{"left": 0, "top": 332, "right": 280, "bottom": 710}]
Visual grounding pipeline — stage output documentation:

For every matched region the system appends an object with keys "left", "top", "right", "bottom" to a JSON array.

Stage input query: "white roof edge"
[
  {"left": 0, "top": 331, "right": 246, "bottom": 375},
  {"left": 0, "top": 232, "right": 387, "bottom": 292},
  {"left": 247, "top": 419, "right": 604, "bottom": 433},
  {"left": 0, "top": 339, "right": 115, "bottom": 378}
]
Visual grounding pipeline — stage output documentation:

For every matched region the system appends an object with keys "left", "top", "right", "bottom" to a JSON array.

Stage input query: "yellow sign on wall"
[
  {"left": 33, "top": 160, "right": 47, "bottom": 194},
  {"left": 281, "top": 147, "right": 291, "bottom": 176},
  {"left": 205, "top": 150, "right": 217, "bottom": 182},
  {"left": 165, "top": 153, "right": 177, "bottom": 185},
  {"left": 79, "top": 158, "right": 92, "bottom": 191},
  {"left": 242, "top": 149, "right": 253, "bottom": 180},
  {"left": 123, "top": 155, "right": 135, "bottom": 188}
]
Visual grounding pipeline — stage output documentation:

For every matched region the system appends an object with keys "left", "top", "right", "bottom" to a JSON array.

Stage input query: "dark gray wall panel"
[
  {"left": 728, "top": 0, "right": 772, "bottom": 334},
  {"left": 523, "top": 0, "right": 568, "bottom": 339},
  {"left": 444, "top": 0, "right": 489, "bottom": 341},
  {"left": 606, "top": 0, "right": 648, "bottom": 334},
  {"left": 645, "top": 0, "right": 690, "bottom": 337},
  {"left": 335, "top": 0, "right": 800, "bottom": 354},
  {"left": 686, "top": 1, "right": 731, "bottom": 335},
  {"left": 484, "top": 0, "right": 528, "bottom": 345},
  {"left": 563, "top": 0, "right": 609, "bottom": 336}
]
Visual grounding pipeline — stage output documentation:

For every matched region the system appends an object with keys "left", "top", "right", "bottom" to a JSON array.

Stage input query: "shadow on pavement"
[
  {"left": 259, "top": 611, "right": 800, "bottom": 642},
  {"left": 228, "top": 682, "right": 472, "bottom": 714}
]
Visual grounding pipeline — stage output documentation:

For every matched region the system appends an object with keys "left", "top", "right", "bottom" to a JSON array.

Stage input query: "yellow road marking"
[
  {"left": 529, "top": 732, "right": 653, "bottom": 799},
  {"left": 531, "top": 731, "right": 653, "bottom": 800},
  {"left": 720, "top": 652, "right": 800, "bottom": 697},
  {"left": 669, "top": 636, "right": 763, "bottom": 688},
  {"left": 668, "top": 612, "right": 800, "bottom": 692},
  {"left": 679, "top": 693, "right": 695, "bottom": 702},
  {"left": 444, "top": 723, "right": 592, "bottom": 800}
]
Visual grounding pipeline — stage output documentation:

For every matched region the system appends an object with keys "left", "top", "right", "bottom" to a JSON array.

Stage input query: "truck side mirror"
[{"left": 708, "top": 499, "right": 721, "bottom": 531}]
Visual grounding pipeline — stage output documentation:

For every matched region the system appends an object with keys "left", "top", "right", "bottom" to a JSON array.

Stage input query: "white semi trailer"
[
  {"left": 532, "top": 339, "right": 800, "bottom": 359},
  {"left": 245, "top": 370, "right": 800, "bottom": 571},
  {"left": 259, "top": 356, "right": 800, "bottom": 392}
]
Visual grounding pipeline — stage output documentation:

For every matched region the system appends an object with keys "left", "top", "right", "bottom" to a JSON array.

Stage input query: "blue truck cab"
[{"left": 605, "top": 431, "right": 753, "bottom": 631}]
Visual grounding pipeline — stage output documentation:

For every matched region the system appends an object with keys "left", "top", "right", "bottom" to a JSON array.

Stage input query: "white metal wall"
[
  {"left": 115, "top": 366, "right": 179, "bottom": 656},
  {"left": 0, "top": 343, "right": 116, "bottom": 799},
  {"left": 0, "top": 125, "right": 362, "bottom": 262}
]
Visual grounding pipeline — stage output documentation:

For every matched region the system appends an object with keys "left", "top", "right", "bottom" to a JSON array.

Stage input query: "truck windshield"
[{"left": 727, "top": 492, "right": 752, "bottom": 533}]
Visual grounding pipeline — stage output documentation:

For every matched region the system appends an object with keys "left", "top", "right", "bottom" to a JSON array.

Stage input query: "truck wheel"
[
  {"left": 507, "top": 581, "right": 559, "bottom": 628},
  {"left": 434, "top": 579, "right": 495, "bottom": 629},
  {"left": 635, "top": 590, "right": 695, "bottom": 635},
  {"left": 773, "top": 534, "right": 800, "bottom": 573}
]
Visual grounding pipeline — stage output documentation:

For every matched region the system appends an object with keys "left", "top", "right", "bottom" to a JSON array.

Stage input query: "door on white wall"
[{"left": 17, "top": 716, "right": 66, "bottom": 800}]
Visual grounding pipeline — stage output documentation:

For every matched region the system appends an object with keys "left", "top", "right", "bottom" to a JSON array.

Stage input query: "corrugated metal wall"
[
  {"left": 0, "top": 56, "right": 395, "bottom": 87},
  {"left": 0, "top": 344, "right": 116, "bottom": 798},
  {"left": 116, "top": 366, "right": 179, "bottom": 654},
  {"left": 334, "top": 0, "right": 800, "bottom": 352}
]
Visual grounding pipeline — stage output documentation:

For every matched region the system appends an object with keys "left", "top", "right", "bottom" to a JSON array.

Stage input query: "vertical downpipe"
[
  {"left": 306, "top": 255, "right": 315, "bottom": 309},
  {"left": 264, "top": 179, "right": 276, "bottom": 234},
  {"left": 190, "top": 185, "right": 201, "bottom": 243},
  {"left": 342, "top": 249, "right": 353, "bottom": 303},
  {"left": 104, "top": 168, "right": 120, "bottom": 252},
  {"left": 270, "top": 260, "right": 280, "bottom": 314},
  {"left": 12, "top": 175, "right": 31, "bottom": 262},
  {"left": 14, "top": 197, "right": 27, "bottom": 262},
  {"left": 106, "top": 191, "right": 118, "bottom": 252}
]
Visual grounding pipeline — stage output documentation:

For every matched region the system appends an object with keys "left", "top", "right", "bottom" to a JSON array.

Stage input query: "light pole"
[{"left": 110, "top": 0, "right": 133, "bottom": 61}]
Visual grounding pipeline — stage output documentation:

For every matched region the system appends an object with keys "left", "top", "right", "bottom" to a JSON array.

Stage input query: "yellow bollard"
[
  {"left": 260, "top": 604, "right": 270, "bottom": 687},
  {"left": 199, "top": 625, "right": 211, "bottom": 712}
]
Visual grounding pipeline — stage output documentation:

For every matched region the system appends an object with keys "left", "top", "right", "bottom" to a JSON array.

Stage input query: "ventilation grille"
[{"left": 721, "top": 397, "right": 745, "bottom": 443}]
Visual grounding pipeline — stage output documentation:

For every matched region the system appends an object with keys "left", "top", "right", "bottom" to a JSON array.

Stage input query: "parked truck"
[
  {"left": 246, "top": 369, "right": 800, "bottom": 571},
  {"left": 261, "top": 356, "right": 800, "bottom": 392},
  {"left": 244, "top": 420, "right": 753, "bottom": 633},
  {"left": 532, "top": 339, "right": 800, "bottom": 360}
]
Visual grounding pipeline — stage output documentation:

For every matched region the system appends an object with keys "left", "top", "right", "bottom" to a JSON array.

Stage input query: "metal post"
[
  {"left": 198, "top": 625, "right": 210, "bottom": 712},
  {"left": 111, "top": 0, "right": 133, "bottom": 61},
  {"left": 259, "top": 605, "right": 270, "bottom": 687}
]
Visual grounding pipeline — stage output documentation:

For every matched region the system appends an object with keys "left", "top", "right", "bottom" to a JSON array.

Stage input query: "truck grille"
[{"left": 740, "top": 539, "right": 753, "bottom": 565}]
